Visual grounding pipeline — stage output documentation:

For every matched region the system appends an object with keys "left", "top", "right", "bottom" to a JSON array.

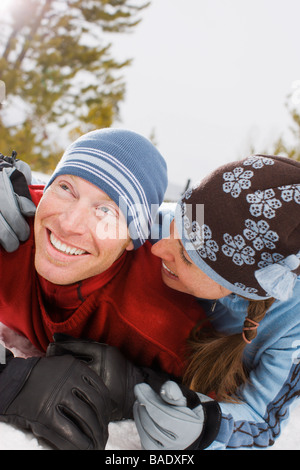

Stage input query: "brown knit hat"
[{"left": 174, "top": 155, "right": 300, "bottom": 300}]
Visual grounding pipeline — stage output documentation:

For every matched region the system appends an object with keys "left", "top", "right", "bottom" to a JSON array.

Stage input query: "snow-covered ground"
[{"left": 0, "top": 322, "right": 300, "bottom": 451}]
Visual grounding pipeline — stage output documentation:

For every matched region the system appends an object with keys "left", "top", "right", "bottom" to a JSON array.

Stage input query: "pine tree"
[
  {"left": 0, "top": 0, "right": 149, "bottom": 172},
  {"left": 272, "top": 107, "right": 300, "bottom": 162},
  {"left": 261, "top": 85, "right": 300, "bottom": 162}
]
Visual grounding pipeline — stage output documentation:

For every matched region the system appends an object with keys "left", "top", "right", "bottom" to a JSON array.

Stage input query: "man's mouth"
[
  {"left": 162, "top": 261, "right": 178, "bottom": 279},
  {"left": 49, "top": 231, "right": 88, "bottom": 256}
]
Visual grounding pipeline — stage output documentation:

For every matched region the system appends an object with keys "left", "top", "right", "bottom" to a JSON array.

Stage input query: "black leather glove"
[
  {"left": 47, "top": 334, "right": 175, "bottom": 421},
  {"left": 0, "top": 353, "right": 111, "bottom": 450},
  {"left": 0, "top": 150, "right": 36, "bottom": 252}
]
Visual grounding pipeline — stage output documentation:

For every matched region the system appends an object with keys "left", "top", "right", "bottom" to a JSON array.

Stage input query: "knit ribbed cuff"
[{"left": 0, "top": 357, "right": 39, "bottom": 413}]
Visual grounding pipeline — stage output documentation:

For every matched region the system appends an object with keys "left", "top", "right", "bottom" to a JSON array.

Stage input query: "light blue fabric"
[
  {"left": 254, "top": 253, "right": 300, "bottom": 301},
  {"left": 203, "top": 280, "right": 300, "bottom": 449}
]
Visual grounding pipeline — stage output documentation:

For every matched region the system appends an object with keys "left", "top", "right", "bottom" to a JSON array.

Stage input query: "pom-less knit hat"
[
  {"left": 46, "top": 128, "right": 168, "bottom": 249},
  {"left": 175, "top": 155, "right": 300, "bottom": 301}
]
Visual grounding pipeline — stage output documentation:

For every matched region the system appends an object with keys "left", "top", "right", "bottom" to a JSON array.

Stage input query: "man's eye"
[
  {"left": 96, "top": 206, "right": 116, "bottom": 217},
  {"left": 60, "top": 183, "right": 70, "bottom": 191},
  {"left": 57, "top": 182, "right": 73, "bottom": 194}
]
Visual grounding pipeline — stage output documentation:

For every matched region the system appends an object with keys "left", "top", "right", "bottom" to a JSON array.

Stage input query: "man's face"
[{"left": 34, "top": 175, "right": 134, "bottom": 285}]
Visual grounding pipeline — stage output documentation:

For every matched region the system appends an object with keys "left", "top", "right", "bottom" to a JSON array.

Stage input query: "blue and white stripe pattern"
[{"left": 46, "top": 128, "right": 168, "bottom": 249}]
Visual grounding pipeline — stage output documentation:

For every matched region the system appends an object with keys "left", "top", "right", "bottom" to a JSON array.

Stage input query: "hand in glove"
[
  {"left": 133, "top": 380, "right": 221, "bottom": 450},
  {"left": 0, "top": 150, "right": 36, "bottom": 252},
  {"left": 47, "top": 333, "right": 175, "bottom": 421},
  {"left": 0, "top": 353, "right": 111, "bottom": 450}
]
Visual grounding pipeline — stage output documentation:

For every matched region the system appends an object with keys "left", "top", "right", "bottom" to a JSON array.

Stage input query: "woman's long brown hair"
[{"left": 183, "top": 297, "right": 275, "bottom": 402}]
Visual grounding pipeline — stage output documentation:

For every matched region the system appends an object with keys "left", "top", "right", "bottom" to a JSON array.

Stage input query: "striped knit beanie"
[
  {"left": 45, "top": 128, "right": 168, "bottom": 249},
  {"left": 175, "top": 155, "right": 300, "bottom": 301}
]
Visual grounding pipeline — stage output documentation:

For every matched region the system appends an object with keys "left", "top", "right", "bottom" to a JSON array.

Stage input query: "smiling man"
[
  {"left": 0, "top": 128, "right": 205, "bottom": 360},
  {"left": 0, "top": 128, "right": 207, "bottom": 449},
  {"left": 34, "top": 175, "right": 134, "bottom": 285}
]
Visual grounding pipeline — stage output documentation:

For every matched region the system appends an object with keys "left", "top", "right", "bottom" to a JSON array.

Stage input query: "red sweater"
[{"left": 0, "top": 187, "right": 207, "bottom": 378}]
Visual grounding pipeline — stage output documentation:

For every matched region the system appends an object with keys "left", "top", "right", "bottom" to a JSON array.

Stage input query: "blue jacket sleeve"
[
  {"left": 205, "top": 287, "right": 300, "bottom": 450},
  {"left": 209, "top": 341, "right": 300, "bottom": 449}
]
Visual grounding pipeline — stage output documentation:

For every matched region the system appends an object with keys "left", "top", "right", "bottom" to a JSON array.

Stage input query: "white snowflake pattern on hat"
[
  {"left": 222, "top": 167, "right": 254, "bottom": 198},
  {"left": 246, "top": 189, "right": 282, "bottom": 219},
  {"left": 257, "top": 252, "right": 284, "bottom": 269},
  {"left": 243, "top": 155, "right": 275, "bottom": 169},
  {"left": 222, "top": 233, "right": 256, "bottom": 266},
  {"left": 243, "top": 219, "right": 279, "bottom": 251},
  {"left": 279, "top": 185, "right": 300, "bottom": 204},
  {"left": 234, "top": 282, "right": 258, "bottom": 295},
  {"left": 187, "top": 222, "right": 219, "bottom": 261}
]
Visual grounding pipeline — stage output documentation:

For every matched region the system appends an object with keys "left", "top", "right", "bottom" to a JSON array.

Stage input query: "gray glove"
[
  {"left": 0, "top": 151, "right": 36, "bottom": 252},
  {"left": 133, "top": 381, "right": 221, "bottom": 450}
]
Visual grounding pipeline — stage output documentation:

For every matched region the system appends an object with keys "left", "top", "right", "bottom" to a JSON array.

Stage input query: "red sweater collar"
[{"left": 37, "top": 250, "right": 127, "bottom": 310}]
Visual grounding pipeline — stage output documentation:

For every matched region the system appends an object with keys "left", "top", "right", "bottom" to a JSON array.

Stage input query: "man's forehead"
[{"left": 63, "top": 174, "right": 114, "bottom": 202}]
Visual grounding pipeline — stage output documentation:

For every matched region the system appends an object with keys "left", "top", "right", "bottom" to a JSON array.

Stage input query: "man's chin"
[
  {"left": 34, "top": 258, "right": 78, "bottom": 285},
  {"left": 36, "top": 270, "right": 74, "bottom": 285}
]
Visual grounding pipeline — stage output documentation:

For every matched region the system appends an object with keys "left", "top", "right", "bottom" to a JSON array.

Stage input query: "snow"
[{"left": 0, "top": 322, "right": 300, "bottom": 451}]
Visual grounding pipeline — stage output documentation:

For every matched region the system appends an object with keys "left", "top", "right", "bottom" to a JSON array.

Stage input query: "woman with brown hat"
[{"left": 134, "top": 155, "right": 300, "bottom": 450}]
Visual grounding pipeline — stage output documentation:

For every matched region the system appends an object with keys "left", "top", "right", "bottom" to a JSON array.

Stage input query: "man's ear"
[{"left": 125, "top": 240, "right": 134, "bottom": 251}]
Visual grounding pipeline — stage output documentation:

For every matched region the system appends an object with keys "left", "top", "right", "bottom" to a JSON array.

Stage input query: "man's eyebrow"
[{"left": 99, "top": 195, "right": 114, "bottom": 202}]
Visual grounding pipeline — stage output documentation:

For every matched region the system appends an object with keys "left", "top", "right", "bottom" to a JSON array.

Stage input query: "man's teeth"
[
  {"left": 162, "top": 261, "right": 178, "bottom": 277},
  {"left": 50, "top": 232, "right": 87, "bottom": 255}
]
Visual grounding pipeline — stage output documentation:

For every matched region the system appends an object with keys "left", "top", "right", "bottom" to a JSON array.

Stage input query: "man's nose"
[{"left": 59, "top": 204, "right": 90, "bottom": 234}]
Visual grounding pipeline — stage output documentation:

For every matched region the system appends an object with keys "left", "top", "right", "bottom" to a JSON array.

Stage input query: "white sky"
[{"left": 110, "top": 0, "right": 300, "bottom": 187}]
